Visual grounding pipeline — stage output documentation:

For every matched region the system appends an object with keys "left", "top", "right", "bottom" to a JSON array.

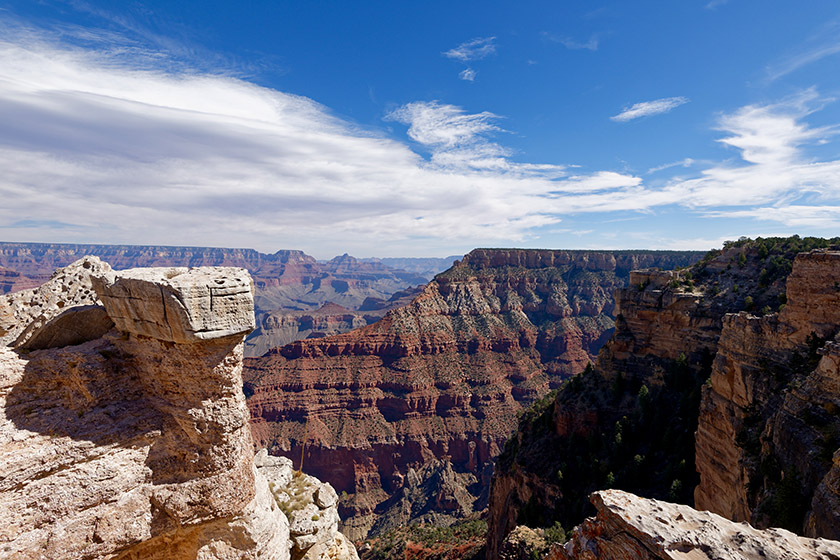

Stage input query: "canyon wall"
[
  {"left": 0, "top": 242, "right": 431, "bottom": 356},
  {"left": 486, "top": 237, "right": 840, "bottom": 558},
  {"left": 0, "top": 259, "right": 356, "bottom": 559},
  {"left": 695, "top": 250, "right": 840, "bottom": 538},
  {"left": 243, "top": 248, "right": 701, "bottom": 539}
]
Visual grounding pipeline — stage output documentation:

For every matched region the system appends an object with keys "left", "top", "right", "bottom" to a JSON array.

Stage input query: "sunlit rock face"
[
  {"left": 243, "top": 248, "right": 701, "bottom": 539},
  {"left": 0, "top": 260, "right": 357, "bottom": 560},
  {"left": 552, "top": 489, "right": 840, "bottom": 560},
  {"left": 695, "top": 250, "right": 840, "bottom": 538}
]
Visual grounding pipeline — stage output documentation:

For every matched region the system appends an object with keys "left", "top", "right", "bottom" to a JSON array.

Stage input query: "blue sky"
[{"left": 1, "top": 1, "right": 840, "bottom": 258}]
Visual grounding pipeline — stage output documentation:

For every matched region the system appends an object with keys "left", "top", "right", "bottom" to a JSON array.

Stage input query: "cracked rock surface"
[
  {"left": 93, "top": 266, "right": 255, "bottom": 343},
  {"left": 553, "top": 489, "right": 840, "bottom": 560},
  {"left": 0, "top": 259, "right": 356, "bottom": 560}
]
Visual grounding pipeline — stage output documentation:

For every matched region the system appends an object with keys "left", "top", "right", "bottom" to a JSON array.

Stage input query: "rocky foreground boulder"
[
  {"left": 553, "top": 490, "right": 840, "bottom": 560},
  {"left": 0, "top": 258, "right": 357, "bottom": 559}
]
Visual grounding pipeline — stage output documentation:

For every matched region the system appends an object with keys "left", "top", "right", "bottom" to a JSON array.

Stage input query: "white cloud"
[
  {"left": 458, "top": 68, "right": 476, "bottom": 81},
  {"left": 705, "top": 206, "right": 840, "bottom": 228},
  {"left": 705, "top": 0, "right": 730, "bottom": 9},
  {"left": 765, "top": 20, "right": 840, "bottom": 81},
  {"left": 0, "top": 35, "right": 642, "bottom": 256},
  {"left": 647, "top": 158, "right": 696, "bottom": 174},
  {"left": 661, "top": 90, "right": 840, "bottom": 209},
  {"left": 442, "top": 37, "right": 496, "bottom": 61},
  {"left": 542, "top": 32, "right": 599, "bottom": 51},
  {"left": 611, "top": 97, "right": 689, "bottom": 122}
]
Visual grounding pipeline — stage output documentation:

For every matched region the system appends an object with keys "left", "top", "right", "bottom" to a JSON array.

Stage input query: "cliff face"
[
  {"left": 0, "top": 259, "right": 357, "bottom": 560},
  {"left": 695, "top": 250, "right": 840, "bottom": 538},
  {"left": 243, "top": 249, "right": 701, "bottom": 539},
  {"left": 486, "top": 237, "right": 840, "bottom": 558},
  {"left": 0, "top": 266, "right": 37, "bottom": 294},
  {"left": 0, "top": 242, "right": 430, "bottom": 356},
  {"left": 248, "top": 288, "right": 422, "bottom": 357}
]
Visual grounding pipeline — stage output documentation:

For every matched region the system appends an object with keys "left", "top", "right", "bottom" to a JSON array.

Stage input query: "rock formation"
[
  {"left": 0, "top": 265, "right": 37, "bottom": 294},
  {"left": 0, "top": 242, "right": 432, "bottom": 356},
  {"left": 553, "top": 489, "right": 840, "bottom": 560},
  {"left": 243, "top": 248, "right": 701, "bottom": 539},
  {"left": 248, "top": 288, "right": 422, "bottom": 357},
  {"left": 486, "top": 236, "right": 840, "bottom": 558},
  {"left": 695, "top": 249, "right": 840, "bottom": 538},
  {"left": 0, "top": 256, "right": 113, "bottom": 350},
  {"left": 0, "top": 259, "right": 357, "bottom": 559}
]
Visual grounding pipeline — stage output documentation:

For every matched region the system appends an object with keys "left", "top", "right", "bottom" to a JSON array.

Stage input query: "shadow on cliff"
[{"left": 5, "top": 332, "right": 163, "bottom": 448}]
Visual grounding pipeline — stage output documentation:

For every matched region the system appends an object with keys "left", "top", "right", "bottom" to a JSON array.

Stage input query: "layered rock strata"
[
  {"left": 695, "top": 250, "right": 840, "bottom": 537},
  {"left": 486, "top": 237, "right": 840, "bottom": 558},
  {"left": 248, "top": 288, "right": 421, "bottom": 357},
  {"left": 0, "top": 260, "right": 356, "bottom": 559},
  {"left": 244, "top": 249, "right": 701, "bottom": 539},
  {"left": 554, "top": 489, "right": 840, "bottom": 560},
  {"left": 0, "top": 242, "right": 431, "bottom": 356},
  {"left": 0, "top": 265, "right": 37, "bottom": 294}
]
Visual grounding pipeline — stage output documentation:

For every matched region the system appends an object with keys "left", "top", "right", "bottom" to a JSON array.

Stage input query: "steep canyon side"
[
  {"left": 486, "top": 236, "right": 840, "bottom": 558},
  {"left": 0, "top": 242, "right": 432, "bottom": 355},
  {"left": 242, "top": 249, "right": 701, "bottom": 539}
]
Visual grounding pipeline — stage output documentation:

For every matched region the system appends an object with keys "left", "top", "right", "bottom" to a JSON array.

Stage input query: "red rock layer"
[
  {"left": 486, "top": 241, "right": 840, "bottom": 559},
  {"left": 243, "top": 249, "right": 701, "bottom": 538},
  {"left": 0, "top": 266, "right": 37, "bottom": 294}
]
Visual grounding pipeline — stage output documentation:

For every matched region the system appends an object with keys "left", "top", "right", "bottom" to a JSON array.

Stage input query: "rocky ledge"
[
  {"left": 554, "top": 489, "right": 840, "bottom": 559},
  {"left": 0, "top": 258, "right": 356, "bottom": 560}
]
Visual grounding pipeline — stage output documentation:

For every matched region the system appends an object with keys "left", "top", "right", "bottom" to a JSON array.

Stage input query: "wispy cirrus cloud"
[
  {"left": 442, "top": 37, "right": 496, "bottom": 61},
  {"left": 647, "top": 158, "right": 696, "bottom": 174},
  {"left": 765, "top": 20, "right": 840, "bottom": 82},
  {"left": 705, "top": 0, "right": 730, "bottom": 9},
  {"left": 611, "top": 96, "right": 689, "bottom": 122},
  {"left": 662, "top": 90, "right": 840, "bottom": 210},
  {"left": 542, "top": 32, "right": 599, "bottom": 51},
  {"left": 705, "top": 206, "right": 840, "bottom": 228}
]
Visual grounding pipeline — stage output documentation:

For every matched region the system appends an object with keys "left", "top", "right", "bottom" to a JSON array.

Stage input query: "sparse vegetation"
[{"left": 359, "top": 519, "right": 487, "bottom": 560}]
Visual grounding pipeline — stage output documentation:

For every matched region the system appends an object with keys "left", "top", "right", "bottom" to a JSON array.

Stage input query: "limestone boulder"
[
  {"left": 256, "top": 450, "right": 358, "bottom": 560},
  {"left": 93, "top": 266, "right": 255, "bottom": 343},
  {"left": 554, "top": 489, "right": 840, "bottom": 560},
  {"left": 0, "top": 256, "right": 111, "bottom": 348}
]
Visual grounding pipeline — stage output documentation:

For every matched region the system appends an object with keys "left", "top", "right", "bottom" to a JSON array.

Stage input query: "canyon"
[
  {"left": 0, "top": 258, "right": 357, "bottom": 559},
  {"left": 487, "top": 236, "right": 840, "bottom": 558},
  {"left": 242, "top": 248, "right": 701, "bottom": 539},
  {"left": 0, "top": 242, "right": 441, "bottom": 357},
  {"left": 7, "top": 238, "right": 840, "bottom": 559}
]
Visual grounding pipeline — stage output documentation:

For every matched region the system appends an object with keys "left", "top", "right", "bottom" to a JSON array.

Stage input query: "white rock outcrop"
[
  {"left": 256, "top": 450, "right": 359, "bottom": 560},
  {"left": 554, "top": 489, "right": 840, "bottom": 560},
  {"left": 0, "top": 256, "right": 112, "bottom": 348},
  {"left": 0, "top": 259, "right": 356, "bottom": 560},
  {"left": 93, "top": 266, "right": 255, "bottom": 343}
]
